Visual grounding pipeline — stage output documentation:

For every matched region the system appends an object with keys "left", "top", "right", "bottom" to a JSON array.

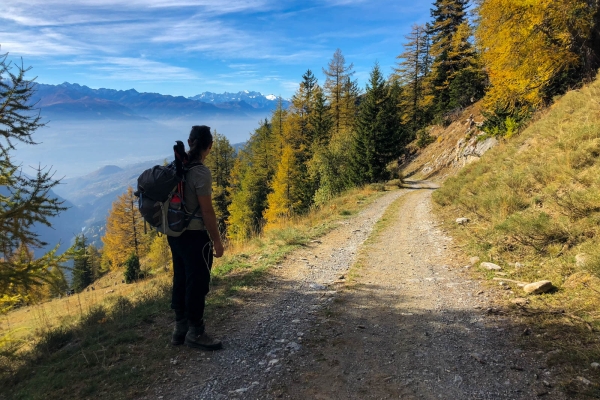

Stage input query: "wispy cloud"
[{"left": 74, "top": 57, "right": 199, "bottom": 82}]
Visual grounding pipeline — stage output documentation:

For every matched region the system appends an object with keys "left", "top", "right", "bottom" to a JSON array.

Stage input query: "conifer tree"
[
  {"left": 86, "top": 244, "right": 102, "bottom": 281},
  {"left": 394, "top": 24, "right": 433, "bottom": 135},
  {"left": 476, "top": 0, "right": 600, "bottom": 111},
  {"left": 446, "top": 22, "right": 486, "bottom": 109},
  {"left": 308, "top": 86, "right": 334, "bottom": 148},
  {"left": 70, "top": 234, "right": 92, "bottom": 292},
  {"left": 428, "top": 0, "right": 472, "bottom": 114},
  {"left": 204, "top": 131, "right": 235, "bottom": 234},
  {"left": 102, "top": 186, "right": 148, "bottom": 269},
  {"left": 264, "top": 144, "right": 303, "bottom": 228},
  {"left": 227, "top": 120, "right": 277, "bottom": 240},
  {"left": 351, "top": 64, "right": 404, "bottom": 184},
  {"left": 0, "top": 53, "right": 68, "bottom": 296},
  {"left": 123, "top": 253, "right": 141, "bottom": 284},
  {"left": 323, "top": 49, "right": 356, "bottom": 137}
]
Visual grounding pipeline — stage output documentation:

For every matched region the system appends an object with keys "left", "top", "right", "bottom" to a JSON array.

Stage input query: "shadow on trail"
[{"left": 275, "top": 279, "right": 592, "bottom": 400}]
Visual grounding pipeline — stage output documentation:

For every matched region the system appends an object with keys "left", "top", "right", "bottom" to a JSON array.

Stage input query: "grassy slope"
[
  {"left": 433, "top": 77, "right": 600, "bottom": 396},
  {"left": 0, "top": 184, "right": 391, "bottom": 399}
]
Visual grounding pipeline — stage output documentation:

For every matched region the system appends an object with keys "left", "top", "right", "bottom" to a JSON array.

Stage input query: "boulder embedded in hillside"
[
  {"left": 480, "top": 262, "right": 502, "bottom": 271},
  {"left": 523, "top": 280, "right": 554, "bottom": 295},
  {"left": 456, "top": 217, "right": 470, "bottom": 225},
  {"left": 575, "top": 253, "right": 587, "bottom": 268}
]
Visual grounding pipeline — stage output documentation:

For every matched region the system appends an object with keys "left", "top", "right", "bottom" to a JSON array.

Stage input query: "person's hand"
[{"left": 213, "top": 241, "right": 224, "bottom": 258}]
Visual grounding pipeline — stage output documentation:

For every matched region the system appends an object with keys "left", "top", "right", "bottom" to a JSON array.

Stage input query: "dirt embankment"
[{"left": 147, "top": 181, "right": 563, "bottom": 399}]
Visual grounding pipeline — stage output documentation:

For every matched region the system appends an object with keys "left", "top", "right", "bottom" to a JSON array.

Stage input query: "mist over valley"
[{"left": 18, "top": 82, "right": 287, "bottom": 254}]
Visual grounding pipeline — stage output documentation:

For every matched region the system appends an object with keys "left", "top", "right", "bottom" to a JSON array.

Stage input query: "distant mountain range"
[
  {"left": 189, "top": 90, "right": 287, "bottom": 109},
  {"left": 19, "top": 81, "right": 271, "bottom": 255},
  {"left": 31, "top": 83, "right": 290, "bottom": 121}
]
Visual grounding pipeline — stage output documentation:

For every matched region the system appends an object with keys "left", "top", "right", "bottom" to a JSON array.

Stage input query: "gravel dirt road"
[{"left": 146, "top": 181, "right": 565, "bottom": 399}]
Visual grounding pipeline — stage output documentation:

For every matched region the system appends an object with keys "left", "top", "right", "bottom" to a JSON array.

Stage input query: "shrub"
[{"left": 123, "top": 253, "right": 141, "bottom": 284}]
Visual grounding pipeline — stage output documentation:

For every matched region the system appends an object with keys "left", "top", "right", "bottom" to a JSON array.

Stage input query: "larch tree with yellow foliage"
[
  {"left": 263, "top": 144, "right": 303, "bottom": 229},
  {"left": 476, "top": 0, "right": 600, "bottom": 112},
  {"left": 102, "top": 186, "right": 149, "bottom": 269}
]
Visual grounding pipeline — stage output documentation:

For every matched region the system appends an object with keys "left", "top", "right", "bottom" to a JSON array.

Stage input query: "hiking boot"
[
  {"left": 184, "top": 325, "right": 223, "bottom": 350},
  {"left": 171, "top": 319, "right": 189, "bottom": 345}
]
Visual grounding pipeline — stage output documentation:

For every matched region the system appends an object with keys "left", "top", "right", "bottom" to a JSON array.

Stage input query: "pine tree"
[
  {"left": 227, "top": 120, "right": 277, "bottom": 240},
  {"left": 123, "top": 253, "right": 141, "bottom": 284},
  {"left": 102, "top": 186, "right": 148, "bottom": 269},
  {"left": 70, "top": 234, "right": 92, "bottom": 292},
  {"left": 351, "top": 64, "right": 404, "bottom": 184},
  {"left": 0, "top": 53, "right": 68, "bottom": 296},
  {"left": 308, "top": 86, "right": 334, "bottom": 148},
  {"left": 86, "top": 244, "right": 102, "bottom": 282},
  {"left": 323, "top": 49, "right": 356, "bottom": 137},
  {"left": 394, "top": 24, "right": 433, "bottom": 136},
  {"left": 204, "top": 131, "right": 235, "bottom": 234},
  {"left": 428, "top": 0, "right": 471, "bottom": 114}
]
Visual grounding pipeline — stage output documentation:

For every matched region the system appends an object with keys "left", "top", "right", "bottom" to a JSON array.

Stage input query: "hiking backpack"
[{"left": 134, "top": 141, "right": 201, "bottom": 237}]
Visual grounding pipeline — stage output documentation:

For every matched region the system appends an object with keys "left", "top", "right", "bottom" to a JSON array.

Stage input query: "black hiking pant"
[{"left": 168, "top": 230, "right": 213, "bottom": 327}]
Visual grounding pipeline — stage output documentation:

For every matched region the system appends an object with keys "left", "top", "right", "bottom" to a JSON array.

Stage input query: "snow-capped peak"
[{"left": 266, "top": 94, "right": 277, "bottom": 101}]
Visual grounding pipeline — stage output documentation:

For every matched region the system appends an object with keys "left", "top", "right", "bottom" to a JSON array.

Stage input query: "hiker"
[{"left": 169, "top": 125, "right": 224, "bottom": 350}]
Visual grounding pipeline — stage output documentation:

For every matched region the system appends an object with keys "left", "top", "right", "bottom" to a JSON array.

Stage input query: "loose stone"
[{"left": 523, "top": 281, "right": 554, "bottom": 295}]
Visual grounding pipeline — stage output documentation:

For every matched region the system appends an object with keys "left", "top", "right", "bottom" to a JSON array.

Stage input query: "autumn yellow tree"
[
  {"left": 263, "top": 144, "right": 303, "bottom": 228},
  {"left": 476, "top": 0, "right": 600, "bottom": 111},
  {"left": 102, "top": 186, "right": 149, "bottom": 269}
]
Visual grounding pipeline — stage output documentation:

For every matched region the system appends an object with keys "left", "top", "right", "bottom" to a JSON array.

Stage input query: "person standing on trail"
[{"left": 169, "top": 125, "right": 224, "bottom": 350}]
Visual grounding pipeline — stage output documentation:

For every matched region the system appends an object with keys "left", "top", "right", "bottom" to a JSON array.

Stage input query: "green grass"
[
  {"left": 432, "top": 76, "right": 600, "bottom": 396},
  {"left": 0, "top": 185, "right": 391, "bottom": 399}
]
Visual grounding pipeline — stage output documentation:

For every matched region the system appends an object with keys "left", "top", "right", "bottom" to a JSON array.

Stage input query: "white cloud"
[{"left": 77, "top": 57, "right": 199, "bottom": 82}]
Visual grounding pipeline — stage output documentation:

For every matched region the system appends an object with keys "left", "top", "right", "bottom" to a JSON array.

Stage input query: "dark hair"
[{"left": 188, "top": 125, "right": 213, "bottom": 161}]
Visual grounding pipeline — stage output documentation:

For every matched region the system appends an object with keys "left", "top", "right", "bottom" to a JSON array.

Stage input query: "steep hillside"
[
  {"left": 430, "top": 77, "right": 600, "bottom": 395},
  {"left": 402, "top": 103, "right": 498, "bottom": 181}
]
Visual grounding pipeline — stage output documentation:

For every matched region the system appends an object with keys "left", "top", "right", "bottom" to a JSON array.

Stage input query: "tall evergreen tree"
[
  {"left": 323, "top": 49, "right": 356, "bottom": 137},
  {"left": 394, "top": 23, "right": 433, "bottom": 135},
  {"left": 70, "top": 234, "right": 92, "bottom": 292},
  {"left": 428, "top": 0, "right": 471, "bottom": 114},
  {"left": 204, "top": 131, "right": 236, "bottom": 234},
  {"left": 351, "top": 64, "right": 404, "bottom": 184},
  {"left": 227, "top": 120, "right": 277, "bottom": 240},
  {"left": 0, "top": 53, "right": 67, "bottom": 295},
  {"left": 446, "top": 21, "right": 486, "bottom": 109}
]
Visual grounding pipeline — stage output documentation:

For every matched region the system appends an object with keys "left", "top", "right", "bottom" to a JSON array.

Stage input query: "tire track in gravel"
[
  {"left": 144, "top": 186, "right": 410, "bottom": 400},
  {"left": 274, "top": 182, "right": 566, "bottom": 400}
]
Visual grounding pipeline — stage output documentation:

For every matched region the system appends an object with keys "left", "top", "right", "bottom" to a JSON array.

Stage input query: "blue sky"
[{"left": 2, "top": 0, "right": 433, "bottom": 99}]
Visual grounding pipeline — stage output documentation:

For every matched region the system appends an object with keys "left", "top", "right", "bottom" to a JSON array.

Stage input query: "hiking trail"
[{"left": 145, "top": 181, "right": 564, "bottom": 400}]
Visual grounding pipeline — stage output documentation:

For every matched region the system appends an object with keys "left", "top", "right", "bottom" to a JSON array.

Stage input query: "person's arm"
[{"left": 197, "top": 195, "right": 224, "bottom": 257}]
